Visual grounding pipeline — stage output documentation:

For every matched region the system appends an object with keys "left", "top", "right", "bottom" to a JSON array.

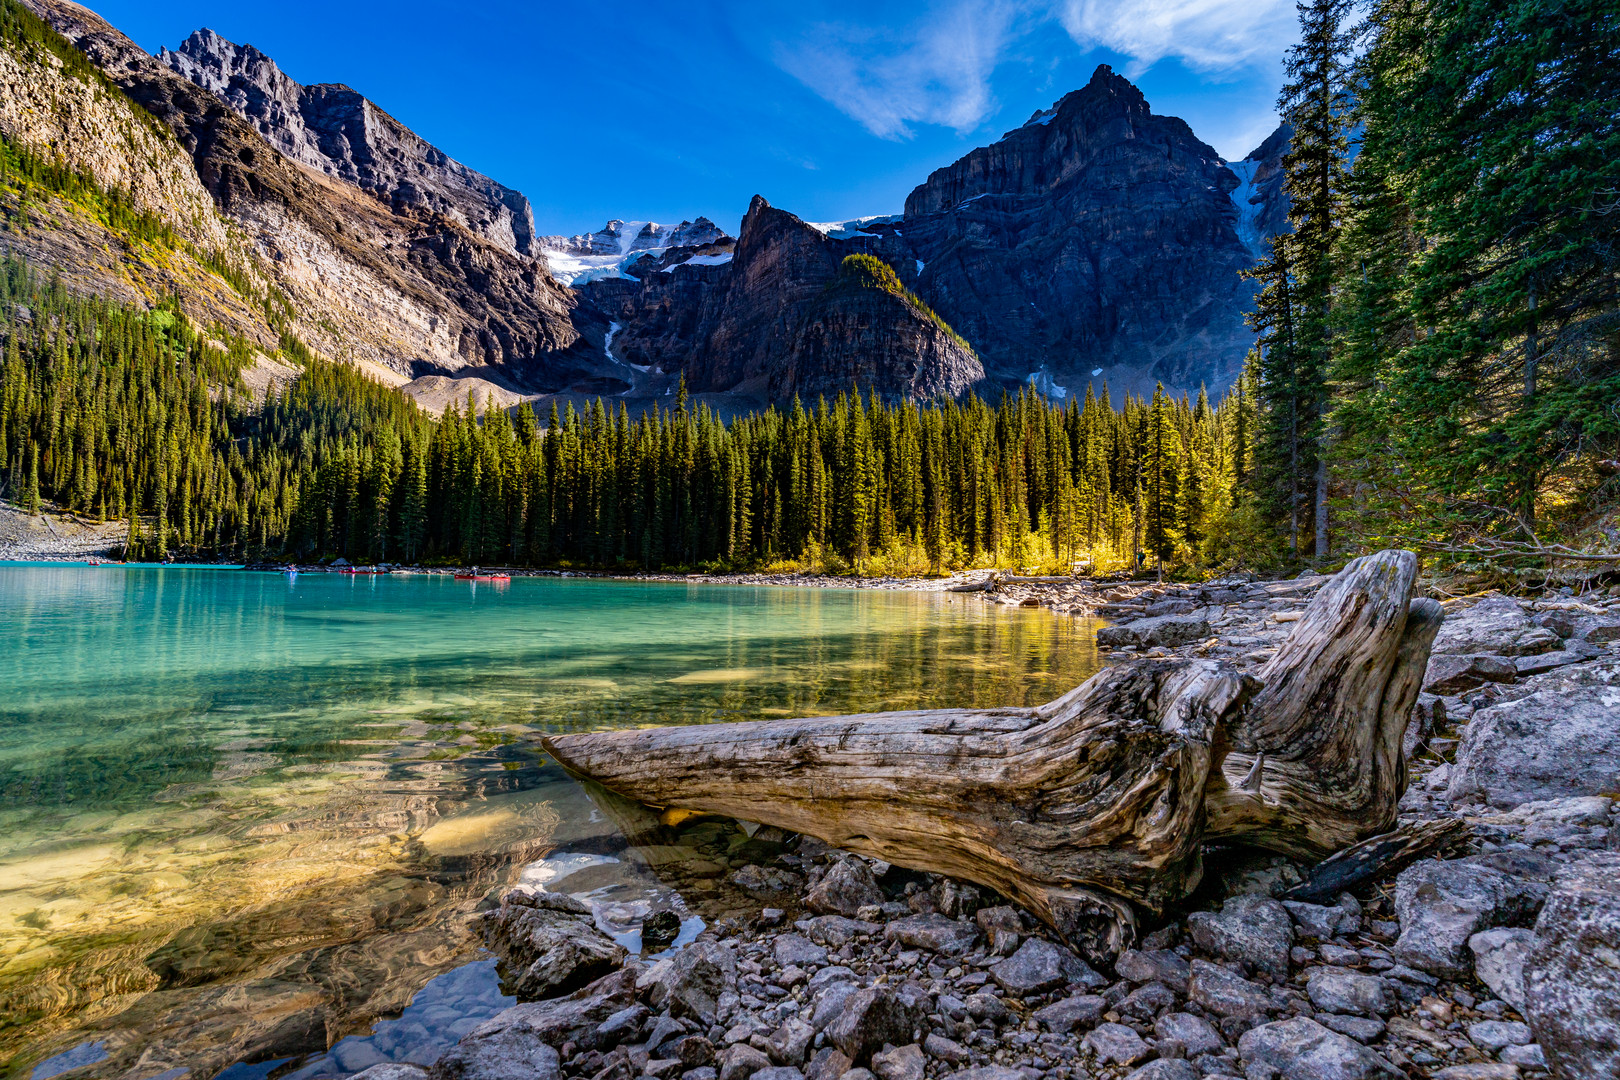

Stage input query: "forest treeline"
[
  {"left": 1, "top": 0, "right": 1616, "bottom": 576},
  {"left": 0, "top": 254, "right": 1256, "bottom": 572}
]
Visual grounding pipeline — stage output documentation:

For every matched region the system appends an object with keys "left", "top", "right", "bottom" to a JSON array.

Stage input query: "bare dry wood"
[{"left": 543, "top": 549, "right": 1439, "bottom": 958}]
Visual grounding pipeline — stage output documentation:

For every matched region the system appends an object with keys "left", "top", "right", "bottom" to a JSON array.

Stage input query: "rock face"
[
  {"left": 1445, "top": 657, "right": 1620, "bottom": 807},
  {"left": 896, "top": 66, "right": 1270, "bottom": 399},
  {"left": 589, "top": 199, "right": 982, "bottom": 403},
  {"left": 20, "top": 0, "right": 610, "bottom": 391},
  {"left": 478, "top": 892, "right": 627, "bottom": 1001},
  {"left": 1523, "top": 854, "right": 1620, "bottom": 1080},
  {"left": 160, "top": 29, "right": 540, "bottom": 257}
]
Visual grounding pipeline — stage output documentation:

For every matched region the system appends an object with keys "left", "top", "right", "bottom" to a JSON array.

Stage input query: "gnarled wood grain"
[{"left": 543, "top": 549, "right": 1437, "bottom": 957}]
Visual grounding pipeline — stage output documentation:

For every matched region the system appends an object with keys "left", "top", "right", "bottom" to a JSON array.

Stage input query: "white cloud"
[
  {"left": 1055, "top": 0, "right": 1297, "bottom": 76},
  {"left": 772, "top": 0, "right": 1295, "bottom": 141},
  {"left": 773, "top": 1, "right": 1027, "bottom": 140}
]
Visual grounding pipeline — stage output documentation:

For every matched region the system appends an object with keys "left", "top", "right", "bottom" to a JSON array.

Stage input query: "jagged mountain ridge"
[
  {"left": 580, "top": 67, "right": 1292, "bottom": 402},
  {"left": 159, "top": 28, "right": 540, "bottom": 259},
  {"left": 14, "top": 0, "right": 621, "bottom": 406}
]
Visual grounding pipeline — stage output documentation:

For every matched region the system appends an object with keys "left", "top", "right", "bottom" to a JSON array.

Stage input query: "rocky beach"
[{"left": 332, "top": 568, "right": 1620, "bottom": 1080}]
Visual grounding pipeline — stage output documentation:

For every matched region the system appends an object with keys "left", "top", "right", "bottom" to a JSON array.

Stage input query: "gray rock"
[
  {"left": 731, "top": 865, "right": 806, "bottom": 898},
  {"left": 478, "top": 892, "right": 627, "bottom": 1001},
  {"left": 1514, "top": 650, "right": 1588, "bottom": 676},
  {"left": 1523, "top": 853, "right": 1620, "bottom": 1080},
  {"left": 803, "top": 916, "right": 881, "bottom": 948},
  {"left": 1081, "top": 1021, "right": 1151, "bottom": 1065},
  {"left": 929, "top": 878, "right": 983, "bottom": 919},
  {"left": 750, "top": 1069, "right": 803, "bottom": 1080},
  {"left": 592, "top": 1004, "right": 650, "bottom": 1049},
  {"left": 949, "top": 1070, "right": 1025, "bottom": 1080},
  {"left": 774, "top": 935, "right": 828, "bottom": 969},
  {"left": 769, "top": 1018, "right": 815, "bottom": 1066},
  {"left": 1423, "top": 653, "right": 1519, "bottom": 695},
  {"left": 1314, "top": 1014, "right": 1385, "bottom": 1043},
  {"left": 1031, "top": 993, "right": 1105, "bottom": 1032},
  {"left": 1096, "top": 615, "right": 1211, "bottom": 649},
  {"left": 1236, "top": 1018, "right": 1401, "bottom": 1080},
  {"left": 646, "top": 1015, "right": 687, "bottom": 1052},
  {"left": 1447, "top": 662, "right": 1620, "bottom": 807},
  {"left": 1283, "top": 895, "right": 1361, "bottom": 941},
  {"left": 1123, "top": 1060, "right": 1199, "bottom": 1080},
  {"left": 1432, "top": 595, "right": 1559, "bottom": 657},
  {"left": 1572, "top": 614, "right": 1620, "bottom": 643},
  {"left": 430, "top": 1035, "right": 559, "bottom": 1080},
  {"left": 882, "top": 914, "right": 980, "bottom": 956},
  {"left": 1119, "top": 981, "right": 1178, "bottom": 1018},
  {"left": 804, "top": 1049, "right": 851, "bottom": 1080},
  {"left": 1393, "top": 858, "right": 1549, "bottom": 977},
  {"left": 1427, "top": 1066, "right": 1521, "bottom": 1080},
  {"left": 965, "top": 992, "right": 1011, "bottom": 1024},
  {"left": 718, "top": 1044, "right": 772, "bottom": 1080},
  {"left": 449, "top": 970, "right": 639, "bottom": 1063},
  {"left": 920, "top": 1033, "right": 969, "bottom": 1064},
  {"left": 351, "top": 1067, "right": 430, "bottom": 1080},
  {"left": 1468, "top": 928, "right": 1534, "bottom": 1011},
  {"left": 988, "top": 937, "right": 1103, "bottom": 995},
  {"left": 1115, "top": 948, "right": 1192, "bottom": 994},
  {"left": 1306, "top": 969, "right": 1390, "bottom": 1017},
  {"left": 1154, "top": 1012, "right": 1223, "bottom": 1057},
  {"left": 1499, "top": 1042, "right": 1547, "bottom": 1069},
  {"left": 639, "top": 941, "right": 738, "bottom": 1025},
  {"left": 804, "top": 859, "right": 884, "bottom": 917},
  {"left": 809, "top": 982, "right": 859, "bottom": 1032},
  {"left": 1188, "top": 894, "right": 1294, "bottom": 978},
  {"left": 869, "top": 1043, "right": 924, "bottom": 1080},
  {"left": 1187, "top": 959, "right": 1273, "bottom": 1021},
  {"left": 825, "top": 987, "right": 927, "bottom": 1063},
  {"left": 1467, "top": 1020, "right": 1532, "bottom": 1052}
]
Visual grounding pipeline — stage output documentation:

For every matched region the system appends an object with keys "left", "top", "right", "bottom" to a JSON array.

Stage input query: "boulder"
[
  {"left": 718, "top": 1046, "right": 773, "bottom": 1080},
  {"left": 444, "top": 969, "right": 639, "bottom": 1068},
  {"left": 1095, "top": 615, "right": 1211, "bottom": 649},
  {"left": 1237, "top": 1017, "right": 1402, "bottom": 1080},
  {"left": 1080, "top": 1022, "right": 1151, "bottom": 1065},
  {"left": 825, "top": 987, "right": 927, "bottom": 1063},
  {"left": 1572, "top": 614, "right": 1620, "bottom": 644},
  {"left": 1306, "top": 969, "right": 1390, "bottom": 1017},
  {"left": 870, "top": 1043, "right": 924, "bottom": 1080},
  {"left": 638, "top": 940, "right": 737, "bottom": 1025},
  {"left": 430, "top": 1035, "right": 559, "bottom": 1080},
  {"left": 920, "top": 1033, "right": 969, "bottom": 1064},
  {"left": 1031, "top": 993, "right": 1106, "bottom": 1032},
  {"left": 478, "top": 892, "right": 627, "bottom": 1001},
  {"left": 882, "top": 913, "right": 980, "bottom": 956},
  {"left": 804, "top": 858, "right": 883, "bottom": 917},
  {"left": 988, "top": 937, "right": 1104, "bottom": 995},
  {"left": 1123, "top": 1061, "right": 1198, "bottom": 1080},
  {"left": 1393, "top": 858, "right": 1550, "bottom": 977},
  {"left": 1468, "top": 928, "right": 1534, "bottom": 1011},
  {"left": 1466, "top": 1020, "right": 1532, "bottom": 1052},
  {"left": 773, "top": 934, "right": 827, "bottom": 969},
  {"left": 1187, "top": 959, "right": 1273, "bottom": 1021},
  {"left": 1154, "top": 1011, "right": 1223, "bottom": 1057},
  {"left": 730, "top": 865, "right": 805, "bottom": 898},
  {"left": 1446, "top": 661, "right": 1620, "bottom": 807},
  {"left": 1187, "top": 893, "right": 1294, "bottom": 978},
  {"left": 803, "top": 916, "right": 880, "bottom": 948},
  {"left": 1523, "top": 853, "right": 1620, "bottom": 1080},
  {"left": 1422, "top": 654, "right": 1518, "bottom": 694},
  {"left": 1432, "top": 596, "right": 1559, "bottom": 657},
  {"left": 1284, "top": 895, "right": 1361, "bottom": 941},
  {"left": 1114, "top": 948, "right": 1191, "bottom": 994},
  {"left": 767, "top": 1018, "right": 814, "bottom": 1066},
  {"left": 351, "top": 1067, "right": 430, "bottom": 1080}
]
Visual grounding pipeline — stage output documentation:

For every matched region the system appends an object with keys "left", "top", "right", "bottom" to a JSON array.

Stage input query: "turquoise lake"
[{"left": 0, "top": 566, "right": 1103, "bottom": 1079}]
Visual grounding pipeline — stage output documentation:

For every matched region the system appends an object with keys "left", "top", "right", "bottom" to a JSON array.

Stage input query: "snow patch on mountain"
[
  {"left": 540, "top": 217, "right": 730, "bottom": 286},
  {"left": 806, "top": 215, "right": 900, "bottom": 240},
  {"left": 661, "top": 253, "right": 734, "bottom": 272},
  {"left": 1224, "top": 157, "right": 1266, "bottom": 258},
  {"left": 1027, "top": 370, "right": 1068, "bottom": 399}
]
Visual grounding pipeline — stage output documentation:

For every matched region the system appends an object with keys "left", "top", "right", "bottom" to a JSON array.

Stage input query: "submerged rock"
[{"left": 479, "top": 892, "right": 627, "bottom": 1001}]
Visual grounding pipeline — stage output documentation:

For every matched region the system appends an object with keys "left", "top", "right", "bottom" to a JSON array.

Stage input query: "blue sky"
[{"left": 92, "top": 0, "right": 1299, "bottom": 238}]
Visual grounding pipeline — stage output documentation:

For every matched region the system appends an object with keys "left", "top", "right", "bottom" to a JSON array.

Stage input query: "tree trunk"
[{"left": 544, "top": 550, "right": 1437, "bottom": 960}]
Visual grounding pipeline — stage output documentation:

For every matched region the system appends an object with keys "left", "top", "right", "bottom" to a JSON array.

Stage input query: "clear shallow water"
[{"left": 0, "top": 566, "right": 1102, "bottom": 1079}]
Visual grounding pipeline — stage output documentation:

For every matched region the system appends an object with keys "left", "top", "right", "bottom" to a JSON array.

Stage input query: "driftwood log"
[{"left": 544, "top": 550, "right": 1441, "bottom": 961}]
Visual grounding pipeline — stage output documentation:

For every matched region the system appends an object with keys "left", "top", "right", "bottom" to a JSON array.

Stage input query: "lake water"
[{"left": 0, "top": 566, "right": 1103, "bottom": 1080}]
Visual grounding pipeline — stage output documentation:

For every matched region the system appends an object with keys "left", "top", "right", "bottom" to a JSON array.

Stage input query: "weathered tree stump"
[{"left": 544, "top": 550, "right": 1438, "bottom": 960}]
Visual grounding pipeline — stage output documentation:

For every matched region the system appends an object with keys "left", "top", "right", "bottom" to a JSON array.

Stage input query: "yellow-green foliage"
[{"left": 833, "top": 254, "right": 977, "bottom": 358}]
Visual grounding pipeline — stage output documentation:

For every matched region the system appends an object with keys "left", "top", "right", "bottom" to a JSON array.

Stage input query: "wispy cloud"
[
  {"left": 773, "top": 1, "right": 1027, "bottom": 140},
  {"left": 771, "top": 0, "right": 1295, "bottom": 139},
  {"left": 1055, "top": 0, "right": 1297, "bottom": 76}
]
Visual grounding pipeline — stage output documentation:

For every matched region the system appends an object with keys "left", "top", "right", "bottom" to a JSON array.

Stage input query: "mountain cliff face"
[
  {"left": 16, "top": 0, "right": 612, "bottom": 400},
  {"left": 159, "top": 28, "right": 539, "bottom": 259},
  {"left": 586, "top": 197, "right": 981, "bottom": 402},
  {"left": 893, "top": 65, "right": 1263, "bottom": 398}
]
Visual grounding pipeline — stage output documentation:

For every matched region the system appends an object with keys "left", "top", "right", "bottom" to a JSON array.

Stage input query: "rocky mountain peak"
[{"left": 158, "top": 27, "right": 539, "bottom": 258}]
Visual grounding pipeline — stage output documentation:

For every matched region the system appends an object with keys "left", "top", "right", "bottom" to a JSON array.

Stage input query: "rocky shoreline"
[{"left": 345, "top": 573, "right": 1619, "bottom": 1080}]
